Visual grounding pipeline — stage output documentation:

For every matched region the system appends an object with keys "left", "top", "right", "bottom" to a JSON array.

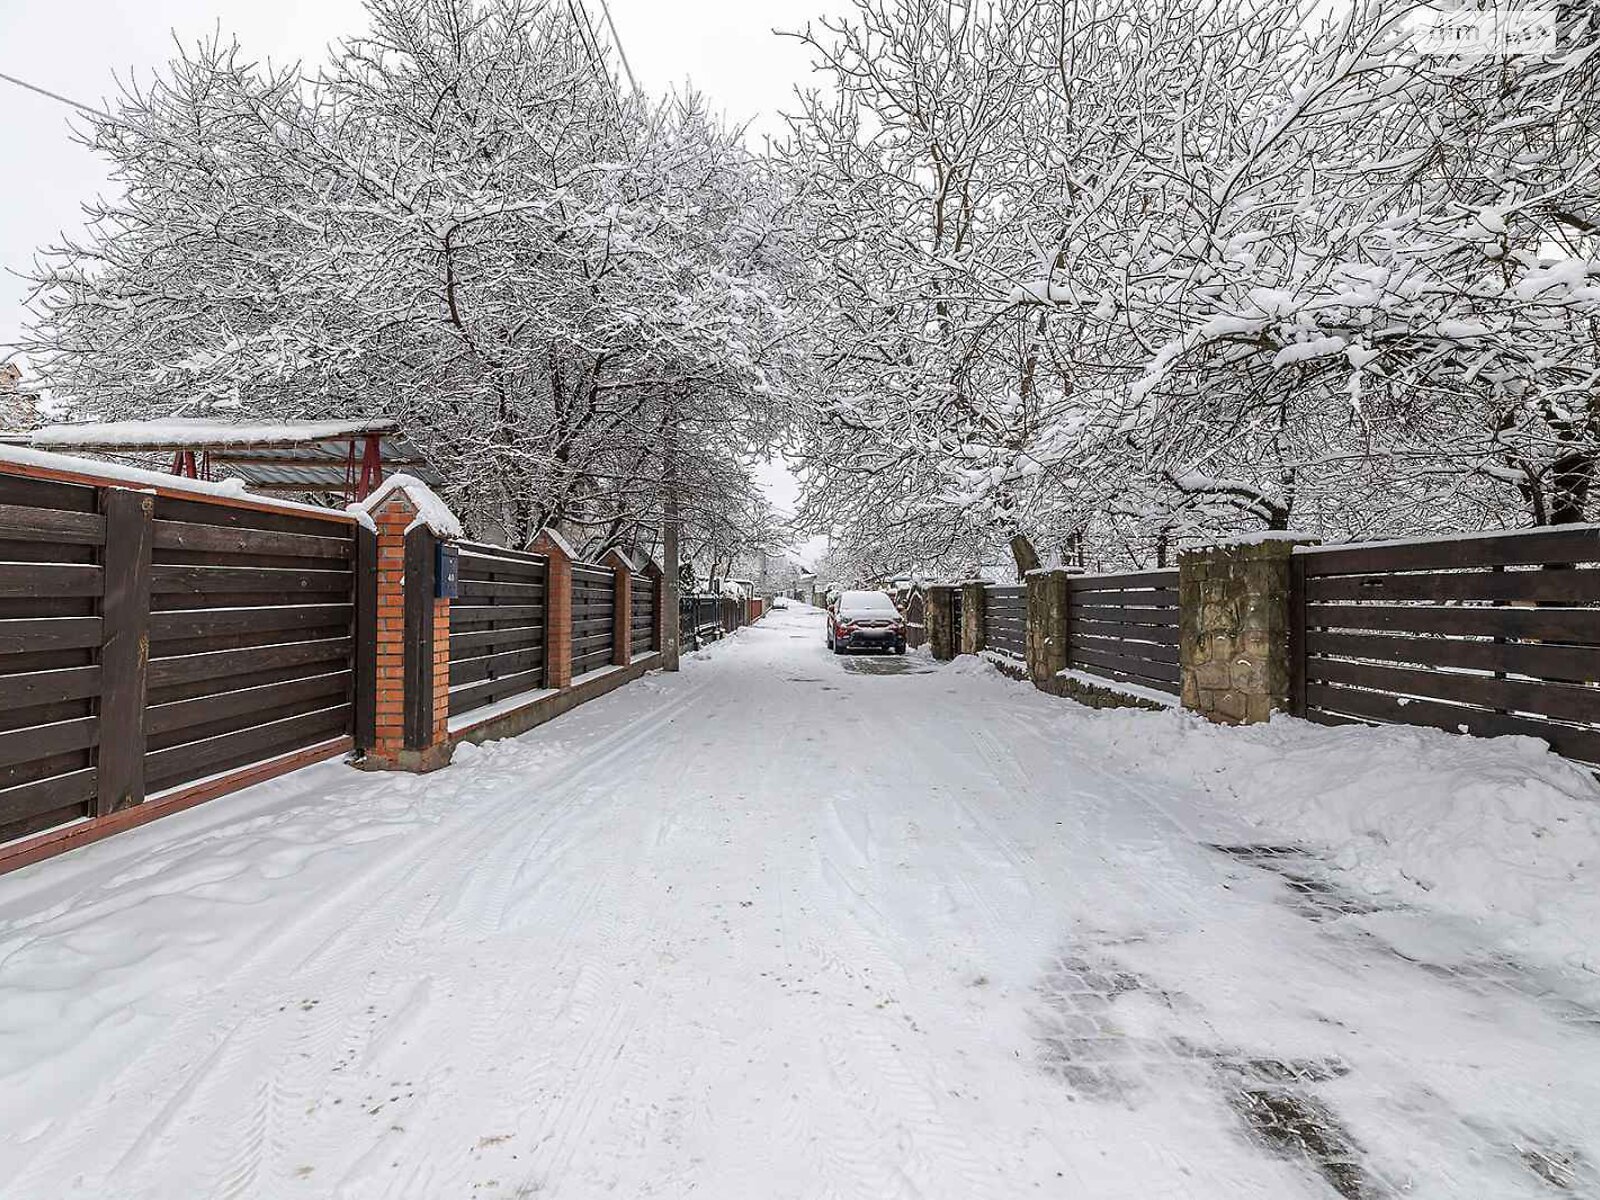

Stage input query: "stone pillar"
[
  {"left": 602, "top": 549, "right": 633, "bottom": 666},
  {"left": 363, "top": 490, "right": 453, "bottom": 772},
  {"left": 926, "top": 585, "right": 957, "bottom": 660},
  {"left": 960, "top": 580, "right": 986, "bottom": 655},
  {"left": 530, "top": 528, "right": 575, "bottom": 689},
  {"left": 1179, "top": 535, "right": 1316, "bottom": 725},
  {"left": 1025, "top": 568, "right": 1073, "bottom": 688}
]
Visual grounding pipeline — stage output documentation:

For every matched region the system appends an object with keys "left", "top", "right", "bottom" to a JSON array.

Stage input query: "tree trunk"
[
  {"left": 1009, "top": 532, "right": 1040, "bottom": 581},
  {"left": 1549, "top": 449, "right": 1594, "bottom": 524},
  {"left": 661, "top": 394, "right": 682, "bottom": 672}
]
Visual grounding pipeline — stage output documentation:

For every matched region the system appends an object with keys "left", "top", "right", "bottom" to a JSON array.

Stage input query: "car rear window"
[{"left": 840, "top": 591, "right": 898, "bottom": 614}]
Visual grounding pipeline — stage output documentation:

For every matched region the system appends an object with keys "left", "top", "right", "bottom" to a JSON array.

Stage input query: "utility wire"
[
  {"left": 0, "top": 68, "right": 110, "bottom": 119},
  {"left": 595, "top": 0, "right": 639, "bottom": 95},
  {"left": 567, "top": 0, "right": 627, "bottom": 125}
]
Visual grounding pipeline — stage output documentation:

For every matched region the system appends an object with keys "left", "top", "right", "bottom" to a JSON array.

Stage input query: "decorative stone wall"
[
  {"left": 926, "top": 585, "right": 958, "bottom": 660},
  {"left": 1178, "top": 536, "right": 1315, "bottom": 724},
  {"left": 960, "top": 581, "right": 987, "bottom": 655},
  {"left": 1024, "top": 568, "right": 1073, "bottom": 688}
]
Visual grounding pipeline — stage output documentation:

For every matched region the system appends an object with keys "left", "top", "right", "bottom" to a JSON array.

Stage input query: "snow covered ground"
[{"left": 1, "top": 603, "right": 1596, "bottom": 1199}]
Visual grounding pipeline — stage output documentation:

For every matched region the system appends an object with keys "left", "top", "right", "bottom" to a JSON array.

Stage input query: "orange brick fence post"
[
  {"left": 354, "top": 481, "right": 458, "bottom": 773},
  {"left": 602, "top": 549, "right": 633, "bottom": 666},
  {"left": 530, "top": 528, "right": 575, "bottom": 690}
]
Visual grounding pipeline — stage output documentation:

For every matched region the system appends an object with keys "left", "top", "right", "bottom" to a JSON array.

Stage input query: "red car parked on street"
[{"left": 826, "top": 590, "right": 908, "bottom": 655}]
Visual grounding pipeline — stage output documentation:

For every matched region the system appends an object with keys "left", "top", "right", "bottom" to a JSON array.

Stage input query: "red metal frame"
[
  {"left": 356, "top": 432, "right": 384, "bottom": 501},
  {"left": 343, "top": 433, "right": 385, "bottom": 503}
]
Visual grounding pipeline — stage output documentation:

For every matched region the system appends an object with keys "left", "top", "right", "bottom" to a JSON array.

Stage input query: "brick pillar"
[
  {"left": 530, "top": 528, "right": 574, "bottom": 689},
  {"left": 603, "top": 549, "right": 633, "bottom": 666},
  {"left": 431, "top": 589, "right": 450, "bottom": 743},
  {"left": 926, "top": 585, "right": 957, "bottom": 660},
  {"left": 1179, "top": 535, "right": 1316, "bottom": 725},
  {"left": 362, "top": 492, "right": 453, "bottom": 772},
  {"left": 371, "top": 494, "right": 410, "bottom": 762},
  {"left": 1025, "top": 568, "right": 1074, "bottom": 689},
  {"left": 960, "top": 580, "right": 987, "bottom": 655}
]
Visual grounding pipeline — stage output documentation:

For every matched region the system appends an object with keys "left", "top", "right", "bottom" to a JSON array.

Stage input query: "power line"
[
  {"left": 595, "top": 0, "right": 639, "bottom": 95},
  {"left": 0, "top": 68, "right": 109, "bottom": 119},
  {"left": 567, "top": 0, "right": 626, "bottom": 124}
]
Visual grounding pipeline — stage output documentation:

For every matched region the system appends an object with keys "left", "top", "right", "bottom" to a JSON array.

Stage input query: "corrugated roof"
[{"left": 0, "top": 418, "right": 442, "bottom": 497}]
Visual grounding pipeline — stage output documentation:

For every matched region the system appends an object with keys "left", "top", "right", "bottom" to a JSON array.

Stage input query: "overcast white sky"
[{"left": 0, "top": 0, "right": 826, "bottom": 532}]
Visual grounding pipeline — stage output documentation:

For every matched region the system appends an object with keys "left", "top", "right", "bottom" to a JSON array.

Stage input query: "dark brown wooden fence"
[
  {"left": 984, "top": 585, "right": 1025, "bottom": 659},
  {"left": 571, "top": 562, "right": 616, "bottom": 676},
  {"left": 630, "top": 571, "right": 657, "bottom": 658},
  {"left": 1065, "top": 570, "right": 1181, "bottom": 695},
  {"left": 680, "top": 594, "right": 719, "bottom": 645},
  {"left": 1292, "top": 527, "right": 1600, "bottom": 766},
  {"left": 1, "top": 468, "right": 359, "bottom": 845},
  {"left": 448, "top": 541, "right": 548, "bottom": 718}
]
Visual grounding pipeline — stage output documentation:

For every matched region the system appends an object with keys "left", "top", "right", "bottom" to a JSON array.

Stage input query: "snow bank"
[
  {"left": 350, "top": 473, "right": 463, "bottom": 538},
  {"left": 1071, "top": 705, "right": 1600, "bottom": 975}
]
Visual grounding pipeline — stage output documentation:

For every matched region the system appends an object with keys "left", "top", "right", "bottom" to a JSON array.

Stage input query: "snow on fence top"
[
  {"left": 0, "top": 443, "right": 355, "bottom": 521},
  {"left": 1293, "top": 522, "right": 1600, "bottom": 554},
  {"left": 14, "top": 416, "right": 398, "bottom": 450},
  {"left": 350, "top": 473, "right": 463, "bottom": 538}
]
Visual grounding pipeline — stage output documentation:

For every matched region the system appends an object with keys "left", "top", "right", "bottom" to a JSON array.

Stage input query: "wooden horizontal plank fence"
[
  {"left": 984, "top": 585, "right": 1025, "bottom": 659},
  {"left": 571, "top": 562, "right": 617, "bottom": 677},
  {"left": 1291, "top": 527, "right": 1600, "bottom": 767},
  {"left": 630, "top": 571, "right": 657, "bottom": 657},
  {"left": 448, "top": 541, "right": 548, "bottom": 718},
  {"left": 1065, "top": 570, "right": 1181, "bottom": 695},
  {"left": 0, "top": 467, "right": 360, "bottom": 847}
]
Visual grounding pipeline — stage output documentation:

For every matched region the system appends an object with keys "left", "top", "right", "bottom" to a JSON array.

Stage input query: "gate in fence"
[{"left": 904, "top": 589, "right": 927, "bottom": 649}]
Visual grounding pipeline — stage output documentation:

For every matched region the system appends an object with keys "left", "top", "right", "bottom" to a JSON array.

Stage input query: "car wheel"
[
  {"left": 894, "top": 642, "right": 906, "bottom": 655},
  {"left": 834, "top": 641, "right": 846, "bottom": 655}
]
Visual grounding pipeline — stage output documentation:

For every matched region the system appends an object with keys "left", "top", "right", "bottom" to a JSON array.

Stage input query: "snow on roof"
[
  {"left": 350, "top": 473, "right": 463, "bottom": 538},
  {"left": 17, "top": 417, "right": 399, "bottom": 450},
  {"left": 0, "top": 443, "right": 355, "bottom": 521}
]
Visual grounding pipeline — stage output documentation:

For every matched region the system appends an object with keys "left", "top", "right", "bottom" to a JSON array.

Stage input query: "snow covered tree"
[
  {"left": 784, "top": 0, "right": 1600, "bottom": 577},
  {"left": 24, "top": 0, "right": 791, "bottom": 558}
]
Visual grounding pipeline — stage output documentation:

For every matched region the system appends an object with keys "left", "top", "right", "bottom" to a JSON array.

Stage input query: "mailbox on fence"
[{"left": 435, "top": 542, "right": 460, "bottom": 599}]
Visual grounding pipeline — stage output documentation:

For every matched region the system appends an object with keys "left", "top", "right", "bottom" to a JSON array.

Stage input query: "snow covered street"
[{"left": 1, "top": 602, "right": 1597, "bottom": 1199}]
